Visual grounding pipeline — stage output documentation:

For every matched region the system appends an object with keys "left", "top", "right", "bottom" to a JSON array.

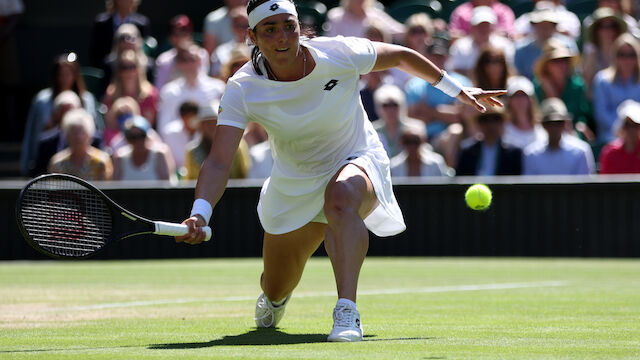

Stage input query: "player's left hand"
[{"left": 457, "top": 87, "right": 507, "bottom": 113}]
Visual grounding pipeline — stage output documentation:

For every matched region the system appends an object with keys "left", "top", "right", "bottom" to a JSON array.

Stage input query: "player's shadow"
[{"left": 149, "top": 328, "right": 331, "bottom": 348}]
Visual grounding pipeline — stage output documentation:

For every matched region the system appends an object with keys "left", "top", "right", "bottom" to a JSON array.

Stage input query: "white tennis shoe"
[
  {"left": 327, "top": 301, "right": 363, "bottom": 342},
  {"left": 254, "top": 292, "right": 290, "bottom": 328}
]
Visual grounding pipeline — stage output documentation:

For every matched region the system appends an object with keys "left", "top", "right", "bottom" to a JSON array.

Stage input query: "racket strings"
[{"left": 20, "top": 178, "right": 112, "bottom": 257}]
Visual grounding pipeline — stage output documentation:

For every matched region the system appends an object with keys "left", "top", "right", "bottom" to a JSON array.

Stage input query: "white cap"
[
  {"left": 471, "top": 6, "right": 497, "bottom": 26},
  {"left": 530, "top": 2, "right": 558, "bottom": 24},
  {"left": 190, "top": 99, "right": 220, "bottom": 127},
  {"left": 506, "top": 76, "right": 535, "bottom": 97},
  {"left": 618, "top": 99, "right": 640, "bottom": 124}
]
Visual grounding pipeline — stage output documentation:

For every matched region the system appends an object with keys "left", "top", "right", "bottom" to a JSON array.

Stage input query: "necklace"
[{"left": 266, "top": 47, "right": 307, "bottom": 80}]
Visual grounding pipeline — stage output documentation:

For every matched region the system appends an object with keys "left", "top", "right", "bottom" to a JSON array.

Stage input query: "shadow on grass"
[{"left": 149, "top": 328, "right": 328, "bottom": 348}]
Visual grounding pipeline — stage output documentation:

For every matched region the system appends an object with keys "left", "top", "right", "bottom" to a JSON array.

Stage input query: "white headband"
[{"left": 248, "top": 0, "right": 298, "bottom": 29}]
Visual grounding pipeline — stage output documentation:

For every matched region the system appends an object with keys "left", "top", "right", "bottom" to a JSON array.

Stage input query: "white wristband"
[
  {"left": 434, "top": 71, "right": 464, "bottom": 98},
  {"left": 190, "top": 198, "right": 213, "bottom": 225}
]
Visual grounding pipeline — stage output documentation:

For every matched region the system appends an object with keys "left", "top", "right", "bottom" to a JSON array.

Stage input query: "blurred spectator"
[
  {"left": 183, "top": 101, "right": 251, "bottom": 180},
  {"left": 103, "top": 95, "right": 140, "bottom": 147},
  {"left": 448, "top": 0, "right": 515, "bottom": 40},
  {"left": 593, "top": 33, "right": 640, "bottom": 144},
  {"left": 103, "top": 49, "right": 159, "bottom": 127},
  {"left": 533, "top": 38, "right": 594, "bottom": 142},
  {"left": 582, "top": 8, "right": 627, "bottom": 96},
  {"left": 220, "top": 44, "right": 251, "bottom": 82},
  {"left": 446, "top": 6, "right": 514, "bottom": 77},
  {"left": 112, "top": 116, "right": 175, "bottom": 181},
  {"left": 514, "top": 5, "right": 577, "bottom": 80},
  {"left": 325, "top": 0, "right": 405, "bottom": 41},
  {"left": 203, "top": 0, "right": 248, "bottom": 56},
  {"left": 211, "top": 6, "right": 250, "bottom": 79},
  {"left": 503, "top": 76, "right": 546, "bottom": 149},
  {"left": 523, "top": 98, "right": 595, "bottom": 175},
  {"left": 513, "top": 1, "right": 580, "bottom": 40},
  {"left": 245, "top": 122, "right": 273, "bottom": 179},
  {"left": 89, "top": 0, "right": 150, "bottom": 69},
  {"left": 456, "top": 109, "right": 522, "bottom": 176},
  {"left": 154, "top": 15, "right": 209, "bottom": 90},
  {"left": 472, "top": 46, "right": 511, "bottom": 90},
  {"left": 407, "top": 37, "right": 471, "bottom": 141},
  {"left": 371, "top": 84, "right": 425, "bottom": 158},
  {"left": 390, "top": 125, "right": 453, "bottom": 177},
  {"left": 21, "top": 53, "right": 100, "bottom": 176},
  {"left": 163, "top": 100, "right": 199, "bottom": 171},
  {"left": 48, "top": 109, "right": 113, "bottom": 180},
  {"left": 583, "top": 0, "right": 640, "bottom": 39},
  {"left": 102, "top": 23, "right": 153, "bottom": 91},
  {"left": 157, "top": 43, "right": 225, "bottom": 139},
  {"left": 31, "top": 92, "right": 102, "bottom": 177},
  {"left": 360, "top": 71, "right": 388, "bottom": 122},
  {"left": 403, "top": 13, "right": 433, "bottom": 57},
  {"left": 599, "top": 100, "right": 640, "bottom": 173}
]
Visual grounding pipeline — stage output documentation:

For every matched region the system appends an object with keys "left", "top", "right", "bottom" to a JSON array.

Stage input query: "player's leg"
[
  {"left": 255, "top": 221, "right": 326, "bottom": 327},
  {"left": 323, "top": 163, "right": 379, "bottom": 341}
]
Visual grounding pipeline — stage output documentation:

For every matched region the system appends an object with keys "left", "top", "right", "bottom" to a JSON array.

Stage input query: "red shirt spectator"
[{"left": 599, "top": 139, "right": 640, "bottom": 174}]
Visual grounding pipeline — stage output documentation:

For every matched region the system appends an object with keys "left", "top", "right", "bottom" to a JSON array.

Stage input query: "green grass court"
[{"left": 1, "top": 258, "right": 639, "bottom": 359}]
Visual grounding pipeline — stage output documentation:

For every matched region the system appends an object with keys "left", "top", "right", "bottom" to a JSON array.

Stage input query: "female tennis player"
[{"left": 177, "top": 0, "right": 505, "bottom": 342}]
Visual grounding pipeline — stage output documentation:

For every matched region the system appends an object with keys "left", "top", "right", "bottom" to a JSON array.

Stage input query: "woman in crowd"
[
  {"left": 502, "top": 76, "right": 546, "bottom": 149},
  {"left": 593, "top": 33, "right": 640, "bottom": 144},
  {"left": 473, "top": 46, "right": 510, "bottom": 90},
  {"left": 103, "top": 23, "right": 153, "bottom": 90},
  {"left": 599, "top": 99, "right": 640, "bottom": 174},
  {"left": 21, "top": 53, "right": 100, "bottom": 176}
]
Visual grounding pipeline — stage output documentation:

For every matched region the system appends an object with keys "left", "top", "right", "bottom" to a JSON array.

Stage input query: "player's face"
[{"left": 249, "top": 13, "right": 301, "bottom": 67}]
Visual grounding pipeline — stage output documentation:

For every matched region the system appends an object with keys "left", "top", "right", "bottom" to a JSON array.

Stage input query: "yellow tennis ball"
[{"left": 465, "top": 184, "right": 492, "bottom": 210}]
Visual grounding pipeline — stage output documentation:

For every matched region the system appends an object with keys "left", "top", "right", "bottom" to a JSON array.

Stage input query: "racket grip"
[{"left": 154, "top": 221, "right": 212, "bottom": 241}]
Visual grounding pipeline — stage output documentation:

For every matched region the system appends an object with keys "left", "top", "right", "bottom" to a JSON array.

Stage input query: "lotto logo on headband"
[{"left": 248, "top": 0, "right": 298, "bottom": 28}]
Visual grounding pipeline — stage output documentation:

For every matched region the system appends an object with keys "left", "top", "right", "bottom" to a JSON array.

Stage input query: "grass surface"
[{"left": 1, "top": 258, "right": 639, "bottom": 359}]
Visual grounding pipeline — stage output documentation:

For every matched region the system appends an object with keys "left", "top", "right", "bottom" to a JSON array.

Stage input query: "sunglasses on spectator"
[
  {"left": 402, "top": 137, "right": 421, "bottom": 146},
  {"left": 119, "top": 34, "right": 137, "bottom": 43},
  {"left": 382, "top": 102, "right": 399, "bottom": 108},
  {"left": 598, "top": 21, "right": 618, "bottom": 30},
  {"left": 118, "top": 63, "right": 137, "bottom": 71},
  {"left": 125, "top": 131, "right": 146, "bottom": 141},
  {"left": 177, "top": 55, "right": 197, "bottom": 63},
  {"left": 617, "top": 51, "right": 637, "bottom": 59},
  {"left": 623, "top": 120, "right": 640, "bottom": 129},
  {"left": 408, "top": 27, "right": 426, "bottom": 35},
  {"left": 484, "top": 57, "right": 504, "bottom": 65}
]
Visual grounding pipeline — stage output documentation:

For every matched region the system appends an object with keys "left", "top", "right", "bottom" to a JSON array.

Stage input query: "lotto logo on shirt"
[{"left": 218, "top": 105, "right": 223, "bottom": 114}]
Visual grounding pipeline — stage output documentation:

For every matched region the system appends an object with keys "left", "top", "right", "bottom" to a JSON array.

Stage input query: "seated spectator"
[
  {"left": 390, "top": 125, "right": 453, "bottom": 177},
  {"left": 245, "top": 122, "right": 273, "bottom": 179},
  {"left": 184, "top": 101, "right": 251, "bottom": 179},
  {"left": 523, "top": 98, "right": 595, "bottom": 175},
  {"left": 102, "top": 23, "right": 153, "bottom": 93},
  {"left": 406, "top": 37, "right": 471, "bottom": 141},
  {"left": 157, "top": 43, "right": 226, "bottom": 138},
  {"left": 448, "top": 0, "right": 515, "bottom": 40},
  {"left": 456, "top": 109, "right": 522, "bottom": 176},
  {"left": 599, "top": 100, "right": 640, "bottom": 174},
  {"left": 211, "top": 6, "right": 249, "bottom": 78},
  {"left": 583, "top": 1, "right": 640, "bottom": 39},
  {"left": 31, "top": 91, "right": 102, "bottom": 177},
  {"left": 582, "top": 8, "right": 627, "bottom": 96},
  {"left": 163, "top": 100, "right": 199, "bottom": 172},
  {"left": 371, "top": 84, "right": 425, "bottom": 158},
  {"left": 112, "top": 116, "right": 176, "bottom": 181},
  {"left": 514, "top": 6, "right": 577, "bottom": 80},
  {"left": 103, "top": 49, "right": 159, "bottom": 126},
  {"left": 325, "top": 0, "right": 405, "bottom": 41},
  {"left": 593, "top": 33, "right": 640, "bottom": 144},
  {"left": 103, "top": 96, "right": 140, "bottom": 147},
  {"left": 472, "top": 46, "right": 511, "bottom": 90},
  {"left": 403, "top": 13, "right": 433, "bottom": 57},
  {"left": 220, "top": 44, "right": 251, "bottom": 82},
  {"left": 89, "top": 0, "right": 150, "bottom": 69},
  {"left": 446, "top": 6, "right": 514, "bottom": 77},
  {"left": 513, "top": 1, "right": 580, "bottom": 40},
  {"left": 202, "top": 0, "right": 248, "bottom": 56},
  {"left": 533, "top": 38, "right": 594, "bottom": 142},
  {"left": 49, "top": 109, "right": 113, "bottom": 180},
  {"left": 502, "top": 76, "right": 546, "bottom": 149},
  {"left": 154, "top": 15, "right": 210, "bottom": 90},
  {"left": 21, "top": 53, "right": 100, "bottom": 176}
]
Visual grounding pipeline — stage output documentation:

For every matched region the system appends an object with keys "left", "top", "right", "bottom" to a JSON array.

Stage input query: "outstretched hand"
[
  {"left": 175, "top": 215, "right": 208, "bottom": 245},
  {"left": 457, "top": 87, "right": 507, "bottom": 113}
]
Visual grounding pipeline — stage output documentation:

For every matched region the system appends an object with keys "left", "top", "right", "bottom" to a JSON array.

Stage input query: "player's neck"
[{"left": 266, "top": 47, "right": 310, "bottom": 81}]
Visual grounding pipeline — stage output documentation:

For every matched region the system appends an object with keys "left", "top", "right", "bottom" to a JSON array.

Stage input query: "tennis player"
[{"left": 177, "top": 0, "right": 505, "bottom": 342}]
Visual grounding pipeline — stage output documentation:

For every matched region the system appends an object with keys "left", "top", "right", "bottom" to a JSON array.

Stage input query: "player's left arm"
[{"left": 371, "top": 42, "right": 506, "bottom": 112}]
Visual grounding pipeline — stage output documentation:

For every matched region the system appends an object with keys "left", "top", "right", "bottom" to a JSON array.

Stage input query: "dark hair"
[
  {"left": 247, "top": 0, "right": 315, "bottom": 75},
  {"left": 473, "top": 46, "right": 510, "bottom": 90},
  {"left": 179, "top": 100, "right": 199, "bottom": 116},
  {"left": 51, "top": 53, "right": 87, "bottom": 105}
]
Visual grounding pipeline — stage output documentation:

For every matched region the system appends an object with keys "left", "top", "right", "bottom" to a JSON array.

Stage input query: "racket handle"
[{"left": 154, "top": 221, "right": 212, "bottom": 241}]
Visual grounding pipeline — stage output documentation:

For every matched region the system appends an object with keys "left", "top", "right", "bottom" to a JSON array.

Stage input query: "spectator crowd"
[{"left": 16, "top": 0, "right": 640, "bottom": 181}]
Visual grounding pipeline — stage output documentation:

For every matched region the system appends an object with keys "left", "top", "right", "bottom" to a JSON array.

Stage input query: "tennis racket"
[{"left": 15, "top": 173, "right": 211, "bottom": 259}]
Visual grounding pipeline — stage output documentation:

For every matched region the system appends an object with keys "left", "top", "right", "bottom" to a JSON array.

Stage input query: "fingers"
[{"left": 175, "top": 217, "right": 207, "bottom": 245}]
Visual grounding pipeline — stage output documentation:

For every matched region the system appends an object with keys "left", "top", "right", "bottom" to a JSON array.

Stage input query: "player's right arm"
[{"left": 176, "top": 124, "right": 245, "bottom": 244}]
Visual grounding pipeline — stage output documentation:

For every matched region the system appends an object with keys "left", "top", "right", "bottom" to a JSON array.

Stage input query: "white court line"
[{"left": 47, "top": 281, "right": 568, "bottom": 312}]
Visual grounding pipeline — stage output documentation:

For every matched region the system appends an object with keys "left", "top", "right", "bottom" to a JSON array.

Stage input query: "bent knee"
[{"left": 324, "top": 181, "right": 361, "bottom": 220}]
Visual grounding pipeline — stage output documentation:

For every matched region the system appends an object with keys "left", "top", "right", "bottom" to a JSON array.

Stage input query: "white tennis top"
[{"left": 218, "top": 36, "right": 405, "bottom": 236}]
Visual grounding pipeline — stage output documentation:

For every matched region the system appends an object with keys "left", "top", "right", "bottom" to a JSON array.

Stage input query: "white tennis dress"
[{"left": 217, "top": 36, "right": 406, "bottom": 236}]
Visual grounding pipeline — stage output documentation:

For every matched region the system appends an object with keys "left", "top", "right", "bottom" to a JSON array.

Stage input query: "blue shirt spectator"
[{"left": 514, "top": 33, "right": 577, "bottom": 80}]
